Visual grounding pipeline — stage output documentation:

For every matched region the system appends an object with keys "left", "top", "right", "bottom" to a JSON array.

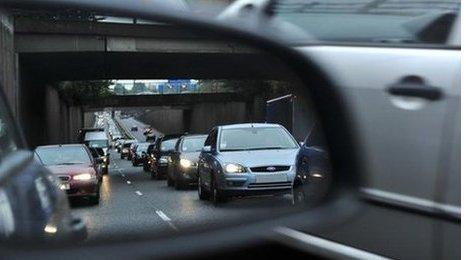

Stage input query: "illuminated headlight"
[
  {"left": 159, "top": 156, "right": 169, "bottom": 164},
  {"left": 224, "top": 163, "right": 247, "bottom": 173},
  {"left": 180, "top": 159, "right": 193, "bottom": 168},
  {"left": 73, "top": 173, "right": 95, "bottom": 181},
  {"left": 122, "top": 148, "right": 129, "bottom": 153},
  {"left": 103, "top": 157, "right": 108, "bottom": 163},
  {"left": 44, "top": 224, "right": 57, "bottom": 234}
]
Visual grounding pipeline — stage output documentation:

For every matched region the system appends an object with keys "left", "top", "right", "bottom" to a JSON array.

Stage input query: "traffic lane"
[
  {"left": 70, "top": 151, "right": 177, "bottom": 242},
  {"left": 120, "top": 117, "right": 151, "bottom": 142},
  {"left": 122, "top": 165, "right": 293, "bottom": 231}
]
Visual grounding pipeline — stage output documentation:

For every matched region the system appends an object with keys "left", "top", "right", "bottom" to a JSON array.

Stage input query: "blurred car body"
[
  {"left": 293, "top": 124, "right": 331, "bottom": 205},
  {"left": 142, "top": 143, "right": 155, "bottom": 172},
  {"left": 35, "top": 144, "right": 101, "bottom": 205},
  {"left": 198, "top": 124, "right": 299, "bottom": 203},
  {"left": 167, "top": 134, "right": 207, "bottom": 189}
]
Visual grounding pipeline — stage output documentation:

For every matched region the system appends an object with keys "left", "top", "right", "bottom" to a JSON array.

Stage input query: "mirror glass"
[{"left": 1, "top": 7, "right": 333, "bottom": 244}]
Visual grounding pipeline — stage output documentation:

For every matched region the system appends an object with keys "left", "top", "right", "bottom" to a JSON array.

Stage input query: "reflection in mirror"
[{"left": 0, "top": 8, "right": 331, "bottom": 245}]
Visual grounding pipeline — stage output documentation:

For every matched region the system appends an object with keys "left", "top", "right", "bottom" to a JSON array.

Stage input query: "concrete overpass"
[{"left": 1, "top": 13, "right": 278, "bottom": 146}]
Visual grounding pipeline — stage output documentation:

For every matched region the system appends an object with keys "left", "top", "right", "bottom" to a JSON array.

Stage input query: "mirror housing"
[{"left": 202, "top": 146, "right": 212, "bottom": 153}]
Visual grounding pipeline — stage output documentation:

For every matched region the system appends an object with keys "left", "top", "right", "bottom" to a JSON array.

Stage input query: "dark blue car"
[{"left": 293, "top": 124, "right": 332, "bottom": 205}]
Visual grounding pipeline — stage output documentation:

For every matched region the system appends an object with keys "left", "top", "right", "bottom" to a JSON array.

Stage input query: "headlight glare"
[
  {"left": 73, "top": 173, "right": 94, "bottom": 181},
  {"left": 180, "top": 159, "right": 192, "bottom": 168},
  {"left": 224, "top": 163, "right": 246, "bottom": 173}
]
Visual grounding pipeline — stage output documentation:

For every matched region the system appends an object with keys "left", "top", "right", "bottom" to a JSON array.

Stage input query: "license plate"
[
  {"left": 255, "top": 174, "right": 287, "bottom": 183},
  {"left": 59, "top": 183, "right": 70, "bottom": 190}
]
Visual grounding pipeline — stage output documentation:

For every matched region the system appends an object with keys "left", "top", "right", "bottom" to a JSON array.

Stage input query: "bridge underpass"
[{"left": 6, "top": 16, "right": 295, "bottom": 147}]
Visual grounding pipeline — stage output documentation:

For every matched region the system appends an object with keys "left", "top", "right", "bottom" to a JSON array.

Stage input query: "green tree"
[{"left": 55, "top": 80, "right": 114, "bottom": 103}]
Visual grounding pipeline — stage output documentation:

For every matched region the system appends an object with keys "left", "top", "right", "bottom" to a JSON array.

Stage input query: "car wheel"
[
  {"left": 132, "top": 160, "right": 137, "bottom": 166},
  {"left": 167, "top": 176, "right": 174, "bottom": 186},
  {"left": 198, "top": 177, "right": 209, "bottom": 200},
  {"left": 211, "top": 180, "right": 226, "bottom": 205},
  {"left": 143, "top": 164, "right": 149, "bottom": 172},
  {"left": 174, "top": 179, "right": 183, "bottom": 190},
  {"left": 151, "top": 171, "right": 157, "bottom": 180},
  {"left": 292, "top": 185, "right": 306, "bottom": 205},
  {"left": 89, "top": 189, "right": 100, "bottom": 205}
]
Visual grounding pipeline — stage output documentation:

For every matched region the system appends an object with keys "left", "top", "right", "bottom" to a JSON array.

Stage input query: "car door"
[{"left": 296, "top": 19, "right": 460, "bottom": 260}]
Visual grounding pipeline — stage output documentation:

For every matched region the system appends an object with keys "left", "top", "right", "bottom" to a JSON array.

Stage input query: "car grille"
[
  {"left": 58, "top": 175, "right": 71, "bottom": 182},
  {"left": 249, "top": 166, "right": 290, "bottom": 172},
  {"left": 248, "top": 181, "right": 292, "bottom": 189}
]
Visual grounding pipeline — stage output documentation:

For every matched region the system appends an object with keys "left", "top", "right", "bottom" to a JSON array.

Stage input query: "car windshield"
[
  {"left": 181, "top": 136, "right": 207, "bottom": 152},
  {"left": 85, "top": 139, "right": 109, "bottom": 148},
  {"left": 35, "top": 146, "right": 91, "bottom": 166},
  {"left": 273, "top": 0, "right": 460, "bottom": 45},
  {"left": 219, "top": 127, "right": 297, "bottom": 152},
  {"left": 160, "top": 138, "right": 178, "bottom": 152}
]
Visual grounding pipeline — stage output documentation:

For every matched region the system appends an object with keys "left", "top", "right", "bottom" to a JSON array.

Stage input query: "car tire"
[
  {"left": 143, "top": 164, "right": 149, "bottom": 172},
  {"left": 132, "top": 160, "right": 137, "bottom": 167},
  {"left": 292, "top": 184, "right": 306, "bottom": 205},
  {"left": 211, "top": 180, "right": 226, "bottom": 205},
  {"left": 174, "top": 179, "right": 183, "bottom": 190},
  {"left": 89, "top": 189, "right": 100, "bottom": 205},
  {"left": 198, "top": 176, "right": 209, "bottom": 201},
  {"left": 151, "top": 171, "right": 157, "bottom": 180},
  {"left": 167, "top": 176, "right": 174, "bottom": 186}
]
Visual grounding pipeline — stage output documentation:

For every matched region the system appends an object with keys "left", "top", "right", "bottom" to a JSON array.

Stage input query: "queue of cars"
[{"left": 123, "top": 122, "right": 329, "bottom": 205}]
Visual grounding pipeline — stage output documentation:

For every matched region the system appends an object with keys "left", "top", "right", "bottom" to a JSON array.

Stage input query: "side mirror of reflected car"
[
  {"left": 202, "top": 146, "right": 212, "bottom": 153},
  {"left": 95, "top": 158, "right": 104, "bottom": 164}
]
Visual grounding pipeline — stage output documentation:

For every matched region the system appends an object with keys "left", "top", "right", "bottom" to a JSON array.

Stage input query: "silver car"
[{"left": 198, "top": 123, "right": 299, "bottom": 204}]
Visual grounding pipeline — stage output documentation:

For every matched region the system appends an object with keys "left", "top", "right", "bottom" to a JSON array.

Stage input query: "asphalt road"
[{"left": 72, "top": 116, "right": 293, "bottom": 242}]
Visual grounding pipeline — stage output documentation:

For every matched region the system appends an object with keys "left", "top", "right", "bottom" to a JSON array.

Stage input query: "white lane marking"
[
  {"left": 135, "top": 191, "right": 143, "bottom": 196},
  {"left": 155, "top": 210, "right": 171, "bottom": 221},
  {"left": 126, "top": 181, "right": 131, "bottom": 185}
]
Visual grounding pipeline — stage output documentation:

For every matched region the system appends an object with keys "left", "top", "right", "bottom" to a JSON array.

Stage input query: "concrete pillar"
[{"left": 0, "top": 10, "right": 17, "bottom": 116}]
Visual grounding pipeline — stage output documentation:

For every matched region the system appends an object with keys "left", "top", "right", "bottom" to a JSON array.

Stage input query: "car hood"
[
  {"left": 45, "top": 164, "right": 94, "bottom": 176},
  {"left": 216, "top": 149, "right": 299, "bottom": 167},
  {"left": 180, "top": 152, "right": 201, "bottom": 162}
]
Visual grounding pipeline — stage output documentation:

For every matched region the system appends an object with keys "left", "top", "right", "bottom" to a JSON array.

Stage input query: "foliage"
[{"left": 55, "top": 80, "right": 114, "bottom": 103}]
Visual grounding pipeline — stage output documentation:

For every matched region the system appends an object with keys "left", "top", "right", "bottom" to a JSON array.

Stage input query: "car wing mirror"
[{"left": 202, "top": 146, "right": 212, "bottom": 153}]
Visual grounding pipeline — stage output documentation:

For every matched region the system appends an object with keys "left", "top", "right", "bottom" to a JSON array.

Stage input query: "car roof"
[
  {"left": 84, "top": 131, "right": 108, "bottom": 140},
  {"left": 181, "top": 134, "right": 208, "bottom": 139},
  {"left": 219, "top": 123, "right": 282, "bottom": 130},
  {"left": 35, "top": 144, "right": 87, "bottom": 150}
]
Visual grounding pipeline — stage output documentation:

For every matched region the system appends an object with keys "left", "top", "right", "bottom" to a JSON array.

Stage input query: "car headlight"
[
  {"left": 123, "top": 148, "right": 129, "bottom": 153},
  {"left": 73, "top": 173, "right": 94, "bottom": 181},
  {"left": 224, "top": 163, "right": 247, "bottom": 173},
  {"left": 102, "top": 157, "right": 107, "bottom": 163},
  {"left": 180, "top": 159, "right": 193, "bottom": 168}
]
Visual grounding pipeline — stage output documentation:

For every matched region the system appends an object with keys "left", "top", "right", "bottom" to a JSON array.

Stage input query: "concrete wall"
[
  {"left": 137, "top": 108, "right": 184, "bottom": 134},
  {"left": 0, "top": 10, "right": 17, "bottom": 116},
  {"left": 136, "top": 100, "right": 263, "bottom": 135},
  {"left": 189, "top": 102, "right": 247, "bottom": 134}
]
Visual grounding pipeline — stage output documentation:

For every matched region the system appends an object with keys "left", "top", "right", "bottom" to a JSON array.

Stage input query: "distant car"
[
  {"left": 88, "top": 147, "right": 106, "bottom": 181},
  {"left": 120, "top": 140, "right": 136, "bottom": 159},
  {"left": 149, "top": 134, "right": 183, "bottom": 179},
  {"left": 198, "top": 124, "right": 299, "bottom": 204},
  {"left": 128, "top": 142, "right": 138, "bottom": 160},
  {"left": 83, "top": 131, "right": 110, "bottom": 172},
  {"left": 131, "top": 125, "right": 138, "bottom": 132},
  {"left": 77, "top": 127, "right": 104, "bottom": 143},
  {"left": 167, "top": 134, "right": 208, "bottom": 189},
  {"left": 142, "top": 143, "right": 156, "bottom": 172},
  {"left": 293, "top": 124, "right": 332, "bottom": 205},
  {"left": 132, "top": 142, "right": 150, "bottom": 166},
  {"left": 35, "top": 144, "right": 101, "bottom": 205}
]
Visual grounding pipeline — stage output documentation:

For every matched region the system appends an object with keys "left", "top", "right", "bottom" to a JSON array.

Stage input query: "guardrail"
[{"left": 113, "top": 117, "right": 135, "bottom": 140}]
